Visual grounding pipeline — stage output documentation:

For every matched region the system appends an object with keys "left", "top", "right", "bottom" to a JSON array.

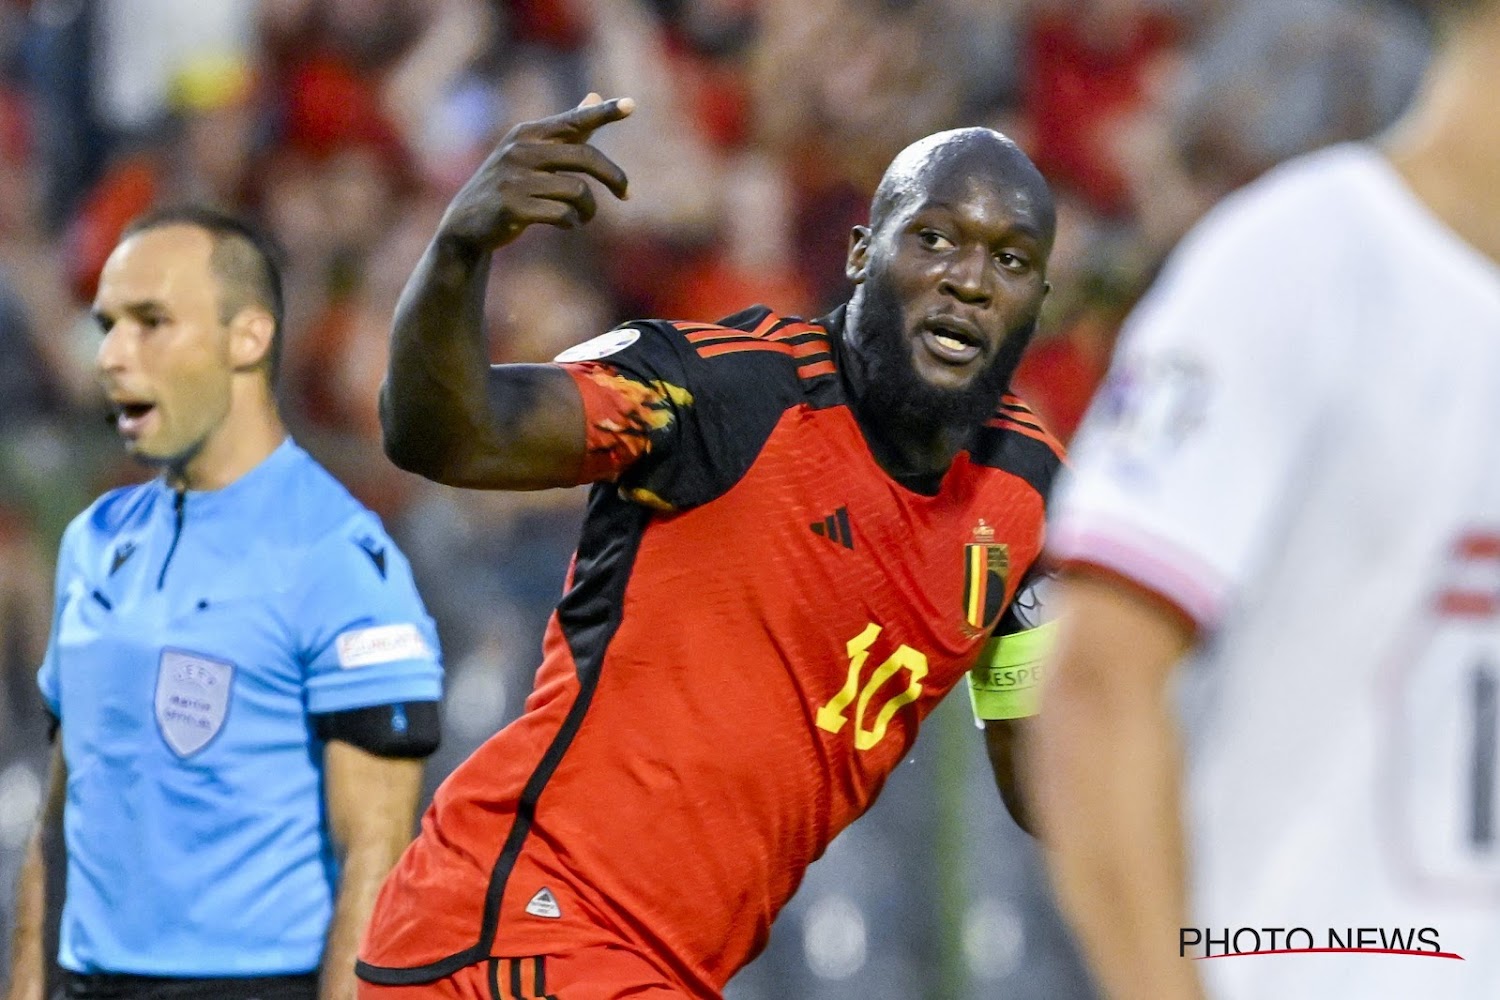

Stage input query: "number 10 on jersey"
[{"left": 816, "top": 623, "right": 929, "bottom": 751}]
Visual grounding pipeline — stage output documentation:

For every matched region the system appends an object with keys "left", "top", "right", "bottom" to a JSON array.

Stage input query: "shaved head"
[
  {"left": 120, "top": 206, "right": 286, "bottom": 380},
  {"left": 870, "top": 128, "right": 1055, "bottom": 244}
]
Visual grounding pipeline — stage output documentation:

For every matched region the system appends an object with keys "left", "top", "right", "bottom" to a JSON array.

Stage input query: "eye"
[
  {"left": 918, "top": 229, "right": 955, "bottom": 251},
  {"left": 996, "top": 251, "right": 1031, "bottom": 273}
]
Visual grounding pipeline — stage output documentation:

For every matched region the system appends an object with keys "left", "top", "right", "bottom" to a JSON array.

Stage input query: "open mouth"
[
  {"left": 919, "top": 318, "right": 984, "bottom": 365},
  {"left": 111, "top": 400, "right": 157, "bottom": 437}
]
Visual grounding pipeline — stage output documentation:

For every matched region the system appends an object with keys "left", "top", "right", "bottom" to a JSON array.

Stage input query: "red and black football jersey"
[{"left": 358, "top": 306, "right": 1064, "bottom": 997}]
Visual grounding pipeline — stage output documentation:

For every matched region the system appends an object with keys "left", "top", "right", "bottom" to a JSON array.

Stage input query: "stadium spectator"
[
  {"left": 4, "top": 208, "right": 444, "bottom": 1000},
  {"left": 1016, "top": 0, "right": 1185, "bottom": 218},
  {"left": 356, "top": 95, "right": 1061, "bottom": 998},
  {"left": 1031, "top": 1, "right": 1500, "bottom": 998}
]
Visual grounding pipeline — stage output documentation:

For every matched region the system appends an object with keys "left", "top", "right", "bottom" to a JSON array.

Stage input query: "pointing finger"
[{"left": 541, "top": 95, "right": 636, "bottom": 141}]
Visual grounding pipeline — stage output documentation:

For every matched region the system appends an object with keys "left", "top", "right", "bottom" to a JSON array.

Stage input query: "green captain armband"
[{"left": 967, "top": 620, "right": 1059, "bottom": 722}]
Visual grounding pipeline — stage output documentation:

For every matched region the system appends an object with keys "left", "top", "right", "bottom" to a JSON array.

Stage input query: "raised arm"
[{"left": 380, "top": 95, "right": 633, "bottom": 490}]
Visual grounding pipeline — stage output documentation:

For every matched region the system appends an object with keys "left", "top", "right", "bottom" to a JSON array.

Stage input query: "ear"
[
  {"left": 227, "top": 308, "right": 275, "bottom": 373},
  {"left": 845, "top": 226, "right": 872, "bottom": 284}
]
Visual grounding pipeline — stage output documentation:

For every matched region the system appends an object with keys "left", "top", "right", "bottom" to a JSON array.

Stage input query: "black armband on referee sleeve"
[
  {"left": 46, "top": 710, "right": 59, "bottom": 743},
  {"left": 313, "top": 701, "right": 441, "bottom": 759}
]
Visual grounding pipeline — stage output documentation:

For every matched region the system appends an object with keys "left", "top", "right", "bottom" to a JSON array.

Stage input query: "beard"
[{"left": 849, "top": 271, "right": 1038, "bottom": 438}]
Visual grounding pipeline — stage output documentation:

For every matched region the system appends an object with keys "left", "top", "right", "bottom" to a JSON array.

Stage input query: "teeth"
[{"left": 934, "top": 332, "right": 968, "bottom": 352}]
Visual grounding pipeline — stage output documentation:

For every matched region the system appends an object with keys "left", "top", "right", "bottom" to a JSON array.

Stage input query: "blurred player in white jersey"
[{"left": 1029, "top": 1, "right": 1500, "bottom": 999}]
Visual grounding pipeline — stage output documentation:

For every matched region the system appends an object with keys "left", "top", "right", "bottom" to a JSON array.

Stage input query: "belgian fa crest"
[{"left": 962, "top": 519, "right": 1009, "bottom": 639}]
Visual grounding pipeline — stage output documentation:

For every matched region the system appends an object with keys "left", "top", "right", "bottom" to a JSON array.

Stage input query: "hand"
[{"left": 438, "top": 93, "right": 634, "bottom": 253}]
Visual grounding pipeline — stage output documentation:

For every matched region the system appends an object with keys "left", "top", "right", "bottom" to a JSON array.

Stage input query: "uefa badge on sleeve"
[
  {"left": 553, "top": 327, "right": 640, "bottom": 363},
  {"left": 155, "top": 648, "right": 235, "bottom": 757}
]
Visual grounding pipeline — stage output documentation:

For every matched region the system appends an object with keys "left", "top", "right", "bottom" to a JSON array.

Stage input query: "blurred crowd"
[{"left": 0, "top": 0, "right": 1436, "bottom": 995}]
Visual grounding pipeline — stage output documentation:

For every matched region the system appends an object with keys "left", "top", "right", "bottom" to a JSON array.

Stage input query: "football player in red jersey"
[{"left": 357, "top": 94, "right": 1059, "bottom": 1000}]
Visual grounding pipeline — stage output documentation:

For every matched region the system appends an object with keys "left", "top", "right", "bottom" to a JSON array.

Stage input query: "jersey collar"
[{"left": 156, "top": 436, "right": 300, "bottom": 514}]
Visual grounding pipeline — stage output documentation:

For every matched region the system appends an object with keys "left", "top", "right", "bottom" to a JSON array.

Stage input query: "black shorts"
[{"left": 57, "top": 971, "right": 317, "bottom": 1000}]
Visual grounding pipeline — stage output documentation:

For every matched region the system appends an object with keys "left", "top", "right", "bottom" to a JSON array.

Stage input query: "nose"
[
  {"left": 938, "top": 246, "right": 992, "bottom": 306},
  {"left": 96, "top": 320, "right": 134, "bottom": 377}
]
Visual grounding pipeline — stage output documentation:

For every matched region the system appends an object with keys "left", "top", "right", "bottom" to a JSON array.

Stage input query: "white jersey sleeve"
[{"left": 1049, "top": 162, "right": 1356, "bottom": 628}]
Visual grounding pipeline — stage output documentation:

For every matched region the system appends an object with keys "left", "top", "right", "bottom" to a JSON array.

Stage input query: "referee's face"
[{"left": 93, "top": 226, "right": 236, "bottom": 468}]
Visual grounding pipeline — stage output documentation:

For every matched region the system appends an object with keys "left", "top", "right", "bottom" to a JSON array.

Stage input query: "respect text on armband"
[{"left": 972, "top": 663, "right": 1044, "bottom": 691}]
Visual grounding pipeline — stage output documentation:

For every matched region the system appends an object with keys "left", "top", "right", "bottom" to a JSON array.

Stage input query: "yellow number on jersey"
[{"left": 815, "top": 623, "right": 929, "bottom": 751}]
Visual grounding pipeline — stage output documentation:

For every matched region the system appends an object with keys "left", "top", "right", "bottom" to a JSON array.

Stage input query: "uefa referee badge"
[
  {"left": 962, "top": 520, "right": 1009, "bottom": 639},
  {"left": 155, "top": 648, "right": 235, "bottom": 756}
]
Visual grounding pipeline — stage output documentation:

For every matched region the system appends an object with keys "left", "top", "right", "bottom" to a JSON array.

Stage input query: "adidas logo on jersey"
[
  {"left": 525, "top": 887, "right": 562, "bottom": 919},
  {"left": 810, "top": 507, "right": 854, "bottom": 549}
]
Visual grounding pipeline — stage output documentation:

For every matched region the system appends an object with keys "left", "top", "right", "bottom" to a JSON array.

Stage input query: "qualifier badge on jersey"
[
  {"left": 963, "top": 521, "right": 1010, "bottom": 637},
  {"left": 155, "top": 648, "right": 235, "bottom": 757}
]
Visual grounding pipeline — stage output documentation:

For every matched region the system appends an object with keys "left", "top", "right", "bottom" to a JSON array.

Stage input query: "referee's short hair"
[{"left": 121, "top": 206, "right": 288, "bottom": 382}]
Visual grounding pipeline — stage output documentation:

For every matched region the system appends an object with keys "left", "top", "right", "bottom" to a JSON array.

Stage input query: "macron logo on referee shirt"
[
  {"left": 355, "top": 535, "right": 388, "bottom": 579},
  {"left": 109, "top": 541, "right": 136, "bottom": 576}
]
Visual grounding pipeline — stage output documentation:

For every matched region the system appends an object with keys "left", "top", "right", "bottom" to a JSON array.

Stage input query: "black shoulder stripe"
[
  {"left": 997, "top": 410, "right": 1046, "bottom": 432},
  {"left": 682, "top": 329, "right": 765, "bottom": 347},
  {"left": 763, "top": 316, "right": 805, "bottom": 339},
  {"left": 798, "top": 322, "right": 844, "bottom": 409},
  {"left": 693, "top": 338, "right": 800, "bottom": 359},
  {"left": 991, "top": 394, "right": 1065, "bottom": 459},
  {"left": 971, "top": 422, "right": 1065, "bottom": 499},
  {"left": 1007, "top": 432, "right": 1063, "bottom": 498},
  {"left": 714, "top": 304, "right": 777, "bottom": 333},
  {"left": 1004, "top": 430, "right": 1063, "bottom": 498},
  {"left": 771, "top": 330, "right": 831, "bottom": 347}
]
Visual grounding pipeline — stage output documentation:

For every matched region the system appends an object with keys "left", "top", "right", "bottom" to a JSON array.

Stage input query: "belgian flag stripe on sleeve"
[
  {"left": 965, "top": 544, "right": 987, "bottom": 627},
  {"left": 964, "top": 544, "right": 1010, "bottom": 631}
]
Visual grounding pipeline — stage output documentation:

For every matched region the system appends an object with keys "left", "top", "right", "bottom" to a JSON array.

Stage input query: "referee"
[{"left": 3, "top": 208, "right": 444, "bottom": 1000}]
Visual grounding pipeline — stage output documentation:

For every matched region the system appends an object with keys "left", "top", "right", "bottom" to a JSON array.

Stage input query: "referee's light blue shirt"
[{"left": 37, "top": 439, "right": 443, "bottom": 976}]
